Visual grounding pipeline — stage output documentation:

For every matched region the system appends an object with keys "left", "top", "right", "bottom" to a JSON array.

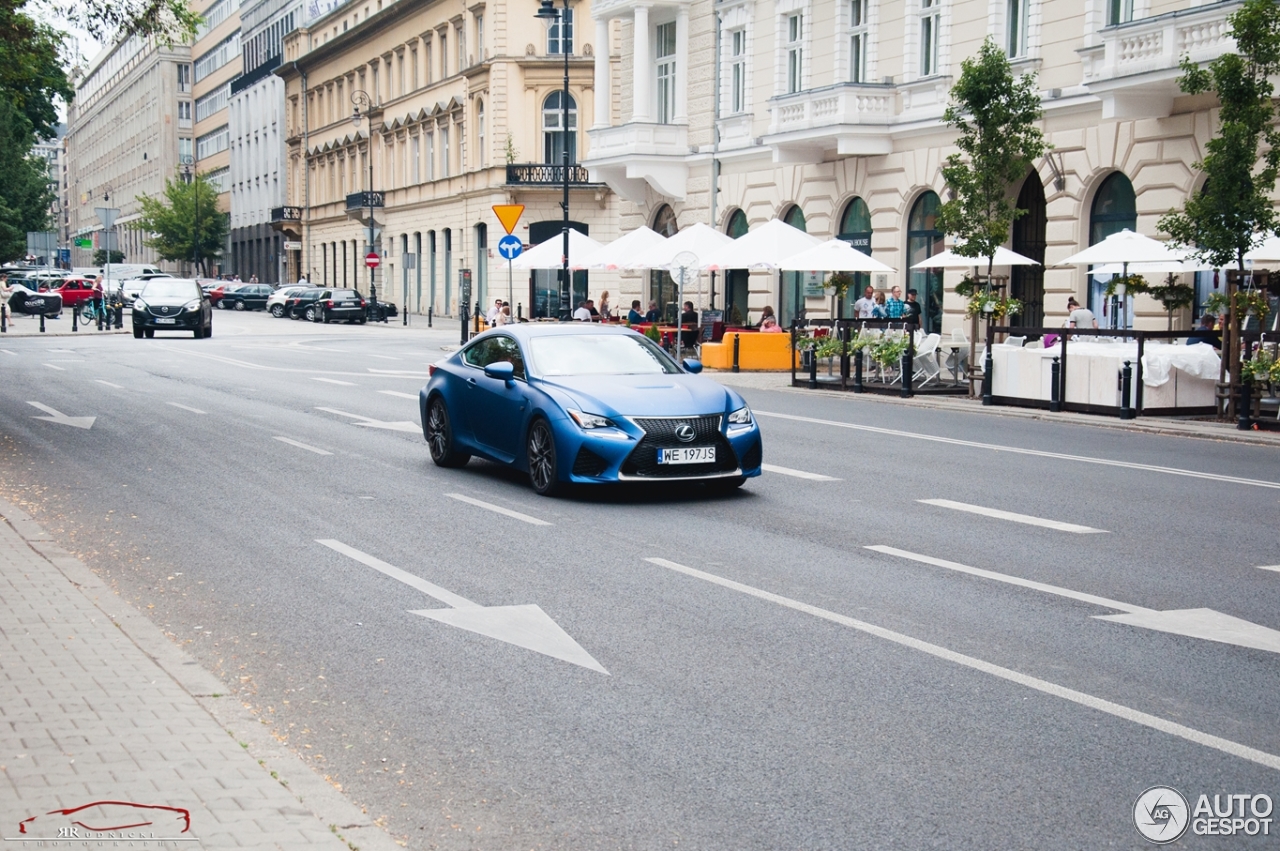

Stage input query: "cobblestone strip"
[{"left": 0, "top": 497, "right": 403, "bottom": 851}]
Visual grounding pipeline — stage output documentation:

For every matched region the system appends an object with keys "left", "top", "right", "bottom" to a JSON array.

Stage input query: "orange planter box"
[{"left": 700, "top": 332, "right": 797, "bottom": 371}]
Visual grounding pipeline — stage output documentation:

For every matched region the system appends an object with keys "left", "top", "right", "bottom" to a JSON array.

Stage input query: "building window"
[
  {"left": 542, "top": 91, "right": 577, "bottom": 164},
  {"left": 1007, "top": 0, "right": 1028, "bottom": 57},
  {"left": 196, "top": 125, "right": 230, "bottom": 158},
  {"left": 1088, "top": 172, "right": 1137, "bottom": 320},
  {"left": 785, "top": 14, "right": 803, "bottom": 93},
  {"left": 205, "top": 166, "right": 231, "bottom": 193},
  {"left": 477, "top": 101, "right": 485, "bottom": 167},
  {"left": 456, "top": 23, "right": 465, "bottom": 69},
  {"left": 195, "top": 83, "right": 231, "bottom": 122},
  {"left": 178, "top": 100, "right": 192, "bottom": 125},
  {"left": 195, "top": 0, "right": 238, "bottom": 40},
  {"left": 837, "top": 197, "right": 872, "bottom": 317},
  {"left": 475, "top": 14, "right": 484, "bottom": 59},
  {"left": 412, "top": 135, "right": 420, "bottom": 183},
  {"left": 779, "top": 205, "right": 806, "bottom": 326},
  {"left": 850, "top": 0, "right": 868, "bottom": 83},
  {"left": 179, "top": 137, "right": 193, "bottom": 162},
  {"left": 907, "top": 191, "right": 944, "bottom": 335},
  {"left": 194, "top": 32, "right": 240, "bottom": 82},
  {"left": 441, "top": 125, "right": 450, "bottom": 178},
  {"left": 177, "top": 64, "right": 192, "bottom": 92},
  {"left": 548, "top": 7, "right": 573, "bottom": 54},
  {"left": 426, "top": 132, "right": 435, "bottom": 180},
  {"left": 728, "top": 30, "right": 746, "bottom": 114},
  {"left": 440, "top": 33, "right": 448, "bottom": 78},
  {"left": 1107, "top": 0, "right": 1133, "bottom": 26},
  {"left": 920, "top": 0, "right": 940, "bottom": 77},
  {"left": 649, "top": 205, "right": 679, "bottom": 320},
  {"left": 656, "top": 21, "right": 677, "bottom": 123},
  {"left": 410, "top": 47, "right": 418, "bottom": 89}
]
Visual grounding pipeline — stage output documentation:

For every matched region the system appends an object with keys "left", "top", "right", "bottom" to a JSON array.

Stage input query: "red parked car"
[{"left": 51, "top": 278, "right": 98, "bottom": 308}]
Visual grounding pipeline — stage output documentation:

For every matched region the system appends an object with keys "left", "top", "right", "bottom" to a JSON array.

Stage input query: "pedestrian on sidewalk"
[
  {"left": 886, "top": 286, "right": 905, "bottom": 319},
  {"left": 853, "top": 285, "right": 877, "bottom": 319}
]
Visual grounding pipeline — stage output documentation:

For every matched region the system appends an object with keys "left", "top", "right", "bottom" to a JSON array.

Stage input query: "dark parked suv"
[
  {"left": 286, "top": 288, "right": 325, "bottom": 321},
  {"left": 132, "top": 278, "right": 213, "bottom": 338},
  {"left": 313, "top": 289, "right": 367, "bottom": 324}
]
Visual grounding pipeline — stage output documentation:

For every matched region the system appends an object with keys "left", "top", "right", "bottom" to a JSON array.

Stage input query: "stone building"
[
  {"left": 278, "top": 0, "right": 619, "bottom": 317},
  {"left": 65, "top": 35, "right": 191, "bottom": 270},
  {"left": 193, "top": 0, "right": 244, "bottom": 271},
  {"left": 581, "top": 0, "right": 1254, "bottom": 332}
]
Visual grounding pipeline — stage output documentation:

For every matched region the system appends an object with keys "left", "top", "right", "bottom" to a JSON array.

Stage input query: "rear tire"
[
  {"left": 234, "top": 300, "right": 245, "bottom": 311},
  {"left": 425, "top": 397, "right": 470, "bottom": 468},
  {"left": 526, "top": 418, "right": 561, "bottom": 496},
  {"left": 270, "top": 304, "right": 285, "bottom": 317},
  {"left": 304, "top": 306, "right": 316, "bottom": 322}
]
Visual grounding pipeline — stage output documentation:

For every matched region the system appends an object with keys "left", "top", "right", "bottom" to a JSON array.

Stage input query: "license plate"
[
  {"left": 155, "top": 318, "right": 176, "bottom": 324},
  {"left": 657, "top": 446, "right": 715, "bottom": 465}
]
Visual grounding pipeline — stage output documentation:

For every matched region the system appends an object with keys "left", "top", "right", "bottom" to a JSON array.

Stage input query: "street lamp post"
[
  {"left": 536, "top": 0, "right": 572, "bottom": 320},
  {"left": 351, "top": 90, "right": 380, "bottom": 319},
  {"left": 179, "top": 156, "right": 200, "bottom": 277}
]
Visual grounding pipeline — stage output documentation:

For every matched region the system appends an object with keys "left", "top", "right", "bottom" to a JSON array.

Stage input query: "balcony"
[
  {"left": 505, "top": 163, "right": 597, "bottom": 186},
  {"left": 269, "top": 205, "right": 301, "bottom": 235},
  {"left": 1079, "top": 1, "right": 1241, "bottom": 119},
  {"left": 762, "top": 83, "right": 895, "bottom": 164},
  {"left": 583, "top": 121, "right": 690, "bottom": 203}
]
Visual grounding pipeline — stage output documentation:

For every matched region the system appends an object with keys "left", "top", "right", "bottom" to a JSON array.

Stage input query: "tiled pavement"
[{"left": 0, "top": 498, "right": 403, "bottom": 850}]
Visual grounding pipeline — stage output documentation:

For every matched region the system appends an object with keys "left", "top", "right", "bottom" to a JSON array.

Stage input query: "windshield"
[
  {"left": 141, "top": 280, "right": 200, "bottom": 299},
  {"left": 529, "top": 333, "right": 680, "bottom": 377}
]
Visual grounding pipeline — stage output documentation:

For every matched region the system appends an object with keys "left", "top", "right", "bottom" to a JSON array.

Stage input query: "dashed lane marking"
[
  {"left": 761, "top": 463, "right": 839, "bottom": 481},
  {"left": 95, "top": 380, "right": 123, "bottom": 389},
  {"left": 311, "top": 377, "right": 356, "bottom": 386},
  {"left": 379, "top": 391, "right": 419, "bottom": 400},
  {"left": 446, "top": 493, "right": 552, "bottom": 526},
  {"left": 273, "top": 436, "right": 333, "bottom": 456},
  {"left": 166, "top": 402, "right": 206, "bottom": 414},
  {"left": 918, "top": 499, "right": 1107, "bottom": 533}
]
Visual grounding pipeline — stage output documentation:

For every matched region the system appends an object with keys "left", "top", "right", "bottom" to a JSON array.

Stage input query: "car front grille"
[
  {"left": 572, "top": 445, "right": 611, "bottom": 477},
  {"left": 621, "top": 415, "right": 737, "bottom": 478}
]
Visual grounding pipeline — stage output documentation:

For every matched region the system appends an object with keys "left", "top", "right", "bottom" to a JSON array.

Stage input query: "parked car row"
[{"left": 276, "top": 287, "right": 369, "bottom": 323}]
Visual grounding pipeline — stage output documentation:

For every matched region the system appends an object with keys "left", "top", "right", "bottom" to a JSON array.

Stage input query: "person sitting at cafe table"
[
  {"left": 759, "top": 305, "right": 783, "bottom": 332},
  {"left": 1067, "top": 296, "right": 1098, "bottom": 329},
  {"left": 627, "top": 300, "right": 645, "bottom": 324},
  {"left": 1186, "top": 313, "right": 1222, "bottom": 348},
  {"left": 644, "top": 300, "right": 661, "bottom": 323},
  {"left": 573, "top": 300, "right": 593, "bottom": 321},
  {"left": 678, "top": 301, "right": 699, "bottom": 347}
]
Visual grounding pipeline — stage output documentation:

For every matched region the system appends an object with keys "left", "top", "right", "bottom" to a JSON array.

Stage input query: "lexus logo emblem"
[{"left": 674, "top": 424, "right": 696, "bottom": 442}]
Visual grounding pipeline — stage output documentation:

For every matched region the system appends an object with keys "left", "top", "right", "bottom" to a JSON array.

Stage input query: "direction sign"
[
  {"left": 365, "top": 252, "right": 381, "bottom": 268},
  {"left": 492, "top": 204, "right": 525, "bottom": 235},
  {"left": 497, "top": 234, "right": 523, "bottom": 261}
]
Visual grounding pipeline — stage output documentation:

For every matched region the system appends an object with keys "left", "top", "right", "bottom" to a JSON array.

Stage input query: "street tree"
[
  {"left": 93, "top": 249, "right": 126, "bottom": 264},
  {"left": 1158, "top": 0, "right": 1280, "bottom": 272},
  {"left": 134, "top": 174, "right": 226, "bottom": 276},
  {"left": 0, "top": 0, "right": 73, "bottom": 141},
  {"left": 0, "top": 99, "right": 55, "bottom": 264},
  {"left": 936, "top": 38, "right": 1047, "bottom": 280}
]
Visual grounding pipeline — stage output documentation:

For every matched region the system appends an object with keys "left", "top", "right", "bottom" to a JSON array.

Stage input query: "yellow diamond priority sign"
[{"left": 492, "top": 204, "right": 525, "bottom": 236}]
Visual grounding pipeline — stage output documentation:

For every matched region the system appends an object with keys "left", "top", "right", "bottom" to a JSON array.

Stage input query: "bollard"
[
  {"left": 72, "top": 306, "right": 78, "bottom": 332},
  {"left": 517, "top": 303, "right": 523, "bottom": 321},
  {"left": 2, "top": 303, "right": 7, "bottom": 333},
  {"left": 853, "top": 348, "right": 864, "bottom": 393},
  {"left": 459, "top": 305, "right": 469, "bottom": 345},
  {"left": 97, "top": 306, "right": 104, "bottom": 331},
  {"left": 427, "top": 306, "right": 433, "bottom": 327},
  {"left": 114, "top": 301, "right": 123, "bottom": 329},
  {"left": 732, "top": 333, "right": 740, "bottom": 373},
  {"left": 900, "top": 348, "right": 914, "bottom": 398},
  {"left": 403, "top": 303, "right": 407, "bottom": 326},
  {"left": 1120, "top": 361, "right": 1135, "bottom": 420},
  {"left": 981, "top": 347, "right": 994, "bottom": 405},
  {"left": 1049, "top": 356, "right": 1061, "bottom": 412},
  {"left": 1238, "top": 381, "right": 1253, "bottom": 430},
  {"left": 40, "top": 312, "right": 46, "bottom": 333},
  {"left": 808, "top": 345, "right": 818, "bottom": 390}
]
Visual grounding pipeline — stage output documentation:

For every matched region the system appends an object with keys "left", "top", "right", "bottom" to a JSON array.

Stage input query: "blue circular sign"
[{"left": 497, "top": 234, "right": 524, "bottom": 261}]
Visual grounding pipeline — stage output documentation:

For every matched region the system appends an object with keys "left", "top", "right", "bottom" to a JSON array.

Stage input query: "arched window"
[
  {"left": 543, "top": 91, "right": 577, "bottom": 165},
  {"left": 780, "top": 205, "right": 807, "bottom": 327},
  {"left": 650, "top": 205, "right": 679, "bottom": 320},
  {"left": 1089, "top": 172, "right": 1137, "bottom": 322},
  {"left": 1011, "top": 174, "right": 1046, "bottom": 326},
  {"left": 838, "top": 197, "right": 873, "bottom": 318},
  {"left": 907, "top": 191, "right": 944, "bottom": 334},
  {"left": 724, "top": 210, "right": 750, "bottom": 323}
]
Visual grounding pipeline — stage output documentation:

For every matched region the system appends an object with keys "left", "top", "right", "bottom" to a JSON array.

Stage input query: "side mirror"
[
  {"left": 682, "top": 358, "right": 703, "bottom": 374},
  {"left": 484, "top": 361, "right": 516, "bottom": 384}
]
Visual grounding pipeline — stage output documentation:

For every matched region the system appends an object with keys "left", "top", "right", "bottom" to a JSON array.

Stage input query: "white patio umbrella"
[
  {"left": 778, "top": 239, "right": 896, "bottom": 273},
  {"left": 627, "top": 222, "right": 735, "bottom": 270},
  {"left": 573, "top": 226, "right": 667, "bottom": 271},
  {"left": 1091, "top": 258, "right": 1212, "bottom": 276},
  {"left": 1058, "top": 229, "right": 1185, "bottom": 267},
  {"left": 702, "top": 218, "right": 823, "bottom": 271},
  {"left": 1243, "top": 233, "right": 1280, "bottom": 263},
  {"left": 910, "top": 245, "right": 1039, "bottom": 269},
  {"left": 510, "top": 229, "right": 604, "bottom": 270}
]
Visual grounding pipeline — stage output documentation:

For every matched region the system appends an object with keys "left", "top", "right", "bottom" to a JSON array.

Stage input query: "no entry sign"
[{"left": 365, "top": 252, "right": 381, "bottom": 268}]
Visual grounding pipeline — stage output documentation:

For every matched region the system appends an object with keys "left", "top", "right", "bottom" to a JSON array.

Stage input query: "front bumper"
[
  {"left": 133, "top": 309, "right": 203, "bottom": 329},
  {"left": 556, "top": 414, "right": 763, "bottom": 485}
]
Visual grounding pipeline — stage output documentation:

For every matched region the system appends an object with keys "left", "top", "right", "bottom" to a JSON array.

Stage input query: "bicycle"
[{"left": 79, "top": 295, "right": 118, "bottom": 327}]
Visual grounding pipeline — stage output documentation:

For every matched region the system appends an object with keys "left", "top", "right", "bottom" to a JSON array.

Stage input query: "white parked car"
[{"left": 266, "top": 285, "right": 311, "bottom": 317}]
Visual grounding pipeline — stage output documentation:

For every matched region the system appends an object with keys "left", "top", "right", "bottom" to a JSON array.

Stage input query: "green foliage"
[
  {"left": 937, "top": 38, "right": 1047, "bottom": 276},
  {"left": 93, "top": 249, "right": 125, "bottom": 264},
  {"left": 44, "top": 0, "right": 198, "bottom": 45},
  {"left": 134, "top": 174, "right": 226, "bottom": 275},
  {"left": 1158, "top": 0, "right": 1280, "bottom": 270},
  {"left": 0, "top": 99, "right": 54, "bottom": 263},
  {"left": 1149, "top": 276, "right": 1197, "bottom": 315},
  {"left": 1101, "top": 273, "right": 1149, "bottom": 299},
  {"left": 870, "top": 334, "right": 910, "bottom": 368},
  {"left": 504, "top": 134, "right": 519, "bottom": 165},
  {"left": 964, "top": 294, "right": 1023, "bottom": 319},
  {"left": 1240, "top": 346, "right": 1280, "bottom": 385},
  {"left": 643, "top": 323, "right": 660, "bottom": 342},
  {"left": 0, "top": 0, "right": 74, "bottom": 141},
  {"left": 1204, "top": 288, "right": 1271, "bottom": 321},
  {"left": 825, "top": 271, "right": 856, "bottom": 300}
]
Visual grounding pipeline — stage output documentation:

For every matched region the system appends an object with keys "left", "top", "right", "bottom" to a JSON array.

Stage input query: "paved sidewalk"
[
  {"left": 0, "top": 499, "right": 402, "bottom": 851},
  {"left": 0, "top": 314, "right": 129, "bottom": 337}
]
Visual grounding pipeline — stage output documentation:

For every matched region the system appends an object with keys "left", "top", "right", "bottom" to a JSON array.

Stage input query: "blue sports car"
[{"left": 419, "top": 324, "right": 763, "bottom": 495}]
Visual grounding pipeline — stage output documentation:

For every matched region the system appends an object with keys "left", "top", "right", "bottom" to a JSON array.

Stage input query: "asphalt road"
[{"left": 1, "top": 311, "right": 1278, "bottom": 849}]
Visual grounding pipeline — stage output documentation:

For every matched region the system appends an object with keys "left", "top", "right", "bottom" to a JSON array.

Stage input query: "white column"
[
  {"left": 593, "top": 18, "right": 611, "bottom": 129},
  {"left": 674, "top": 6, "right": 688, "bottom": 123},
  {"left": 632, "top": 5, "right": 651, "bottom": 123}
]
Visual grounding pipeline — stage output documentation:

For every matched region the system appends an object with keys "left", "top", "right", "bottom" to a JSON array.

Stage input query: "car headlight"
[
  {"left": 568, "top": 409, "right": 616, "bottom": 429},
  {"left": 183, "top": 300, "right": 202, "bottom": 312},
  {"left": 133, "top": 300, "right": 146, "bottom": 311},
  {"left": 728, "top": 405, "right": 753, "bottom": 425}
]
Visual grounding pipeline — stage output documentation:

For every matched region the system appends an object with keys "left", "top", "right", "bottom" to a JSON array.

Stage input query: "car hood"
[
  {"left": 138, "top": 294, "right": 200, "bottom": 306},
  {"left": 536, "top": 373, "right": 737, "bottom": 418}
]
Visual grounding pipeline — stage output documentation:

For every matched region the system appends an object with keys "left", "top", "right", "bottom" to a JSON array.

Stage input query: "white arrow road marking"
[
  {"left": 1, "top": 349, "right": 15, "bottom": 355},
  {"left": 866, "top": 545, "right": 1280, "bottom": 655},
  {"left": 761, "top": 463, "right": 839, "bottom": 481},
  {"left": 26, "top": 401, "right": 94, "bottom": 429},
  {"left": 167, "top": 402, "right": 206, "bottom": 414},
  {"left": 95, "top": 380, "right": 122, "bottom": 389},
  {"left": 918, "top": 499, "right": 1107, "bottom": 534},
  {"left": 1258, "top": 566, "right": 1280, "bottom": 574},
  {"left": 311, "top": 377, "right": 356, "bottom": 386},
  {"left": 43, "top": 363, "right": 65, "bottom": 371},
  {"left": 446, "top": 493, "right": 553, "bottom": 526},
  {"left": 314, "top": 406, "right": 419, "bottom": 432},
  {"left": 755, "top": 411, "right": 1280, "bottom": 490},
  {"left": 317, "top": 539, "right": 605, "bottom": 673},
  {"left": 273, "top": 436, "right": 332, "bottom": 456},
  {"left": 643, "top": 557, "right": 1280, "bottom": 772},
  {"left": 378, "top": 390, "right": 419, "bottom": 400}
]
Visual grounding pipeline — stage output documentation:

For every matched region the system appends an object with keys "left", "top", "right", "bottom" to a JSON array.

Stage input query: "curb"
[{"left": 0, "top": 497, "right": 405, "bottom": 851}]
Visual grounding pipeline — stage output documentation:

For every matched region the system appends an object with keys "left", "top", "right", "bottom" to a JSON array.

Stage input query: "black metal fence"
[{"left": 789, "top": 319, "right": 967, "bottom": 397}]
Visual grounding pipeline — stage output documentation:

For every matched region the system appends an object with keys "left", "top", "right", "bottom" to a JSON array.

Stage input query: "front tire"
[
  {"left": 526, "top": 418, "right": 561, "bottom": 496},
  {"left": 234, "top": 300, "right": 246, "bottom": 311},
  {"left": 304, "top": 306, "right": 316, "bottom": 322},
  {"left": 133, "top": 327, "right": 143, "bottom": 339},
  {"left": 270, "top": 304, "right": 285, "bottom": 317},
  {"left": 144, "top": 329, "right": 154, "bottom": 338},
  {"left": 425, "top": 397, "right": 470, "bottom": 468}
]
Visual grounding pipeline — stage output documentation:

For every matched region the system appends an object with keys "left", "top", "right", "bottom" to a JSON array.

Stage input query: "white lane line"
[
  {"left": 167, "top": 402, "right": 206, "bottom": 414},
  {"left": 379, "top": 390, "right": 419, "bottom": 400},
  {"left": 316, "top": 539, "right": 475, "bottom": 608},
  {"left": 95, "top": 380, "right": 123, "bottom": 389},
  {"left": 0, "top": 350, "right": 15, "bottom": 355},
  {"left": 1259, "top": 566, "right": 1280, "bottom": 574},
  {"left": 446, "top": 493, "right": 552, "bottom": 526},
  {"left": 311, "top": 377, "right": 356, "bottom": 386},
  {"left": 644, "top": 557, "right": 1280, "bottom": 773},
  {"left": 865, "top": 545, "right": 1146, "bottom": 613},
  {"left": 918, "top": 499, "right": 1107, "bottom": 534},
  {"left": 367, "top": 368, "right": 432, "bottom": 376},
  {"left": 273, "top": 436, "right": 333, "bottom": 456},
  {"left": 368, "top": 354, "right": 401, "bottom": 360},
  {"left": 761, "top": 463, "right": 840, "bottom": 481},
  {"left": 43, "top": 363, "right": 65, "bottom": 371},
  {"left": 754, "top": 411, "right": 1280, "bottom": 490}
]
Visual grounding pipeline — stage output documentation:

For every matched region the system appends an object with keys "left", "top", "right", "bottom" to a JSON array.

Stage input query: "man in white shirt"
[
  {"left": 486, "top": 298, "right": 503, "bottom": 324},
  {"left": 852, "top": 285, "right": 877, "bottom": 319},
  {"left": 572, "top": 300, "right": 593, "bottom": 321},
  {"left": 1067, "top": 296, "right": 1097, "bottom": 329}
]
